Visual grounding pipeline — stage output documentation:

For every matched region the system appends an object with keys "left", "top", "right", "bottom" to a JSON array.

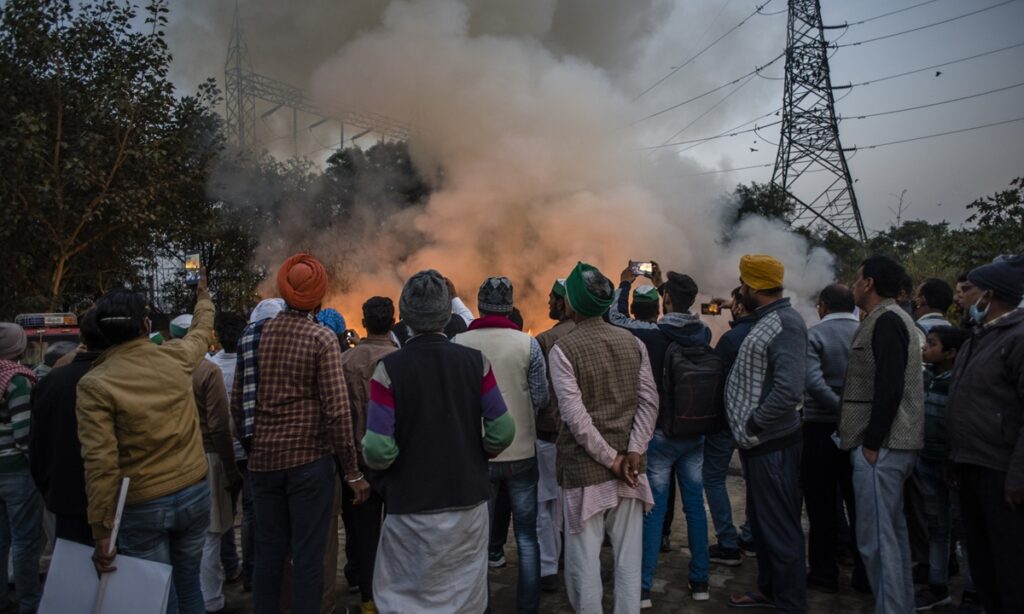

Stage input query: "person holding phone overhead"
[{"left": 78, "top": 268, "right": 217, "bottom": 614}]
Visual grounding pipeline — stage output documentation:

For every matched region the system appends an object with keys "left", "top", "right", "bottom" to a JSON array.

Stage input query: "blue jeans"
[
  {"left": 488, "top": 458, "right": 540, "bottom": 614},
  {"left": 118, "top": 479, "right": 211, "bottom": 614},
  {"left": 0, "top": 468, "right": 44, "bottom": 612},
  {"left": 702, "top": 428, "right": 739, "bottom": 550},
  {"left": 642, "top": 430, "right": 709, "bottom": 589},
  {"left": 250, "top": 456, "right": 336, "bottom": 614}
]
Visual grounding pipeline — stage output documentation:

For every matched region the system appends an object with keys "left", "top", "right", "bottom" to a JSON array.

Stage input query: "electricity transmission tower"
[
  {"left": 224, "top": 2, "right": 409, "bottom": 153},
  {"left": 772, "top": 0, "right": 866, "bottom": 243}
]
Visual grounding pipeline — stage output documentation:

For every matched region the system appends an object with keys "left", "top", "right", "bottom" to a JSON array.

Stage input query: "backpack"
[{"left": 658, "top": 342, "right": 726, "bottom": 437}]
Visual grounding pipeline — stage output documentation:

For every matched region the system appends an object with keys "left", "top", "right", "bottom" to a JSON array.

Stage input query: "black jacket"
[
  {"left": 30, "top": 352, "right": 99, "bottom": 516},
  {"left": 947, "top": 308, "right": 1024, "bottom": 490}
]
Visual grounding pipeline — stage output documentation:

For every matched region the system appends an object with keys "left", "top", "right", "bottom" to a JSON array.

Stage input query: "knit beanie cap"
[
  {"left": 0, "top": 323, "right": 27, "bottom": 361},
  {"left": 478, "top": 277, "right": 514, "bottom": 314},
  {"left": 400, "top": 270, "right": 452, "bottom": 334},
  {"left": 968, "top": 253, "right": 1024, "bottom": 304}
]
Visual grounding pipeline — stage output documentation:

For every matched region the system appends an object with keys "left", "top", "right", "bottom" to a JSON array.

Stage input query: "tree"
[
  {"left": 946, "top": 175, "right": 1024, "bottom": 274},
  {"left": 0, "top": 0, "right": 221, "bottom": 316},
  {"left": 723, "top": 181, "right": 796, "bottom": 229}
]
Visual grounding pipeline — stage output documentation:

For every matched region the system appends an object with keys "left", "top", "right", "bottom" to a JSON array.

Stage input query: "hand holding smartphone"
[
  {"left": 184, "top": 253, "right": 202, "bottom": 286},
  {"left": 700, "top": 302, "right": 721, "bottom": 316},
  {"left": 629, "top": 260, "right": 655, "bottom": 278}
]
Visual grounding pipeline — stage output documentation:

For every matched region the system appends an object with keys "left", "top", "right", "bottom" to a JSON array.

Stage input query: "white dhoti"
[
  {"left": 373, "top": 501, "right": 489, "bottom": 614},
  {"left": 535, "top": 439, "right": 562, "bottom": 578}
]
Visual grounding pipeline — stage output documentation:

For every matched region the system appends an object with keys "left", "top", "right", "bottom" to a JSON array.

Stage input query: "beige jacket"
[{"left": 77, "top": 297, "right": 214, "bottom": 538}]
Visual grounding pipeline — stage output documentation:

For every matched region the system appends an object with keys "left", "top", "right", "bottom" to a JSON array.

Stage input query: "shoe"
[
  {"left": 709, "top": 544, "right": 743, "bottom": 566},
  {"left": 540, "top": 574, "right": 559, "bottom": 593},
  {"left": 738, "top": 536, "right": 757, "bottom": 558},
  {"left": 958, "top": 591, "right": 983, "bottom": 614},
  {"left": 689, "top": 581, "right": 710, "bottom": 601},
  {"left": 360, "top": 600, "right": 377, "bottom": 614},
  {"left": 728, "top": 591, "right": 776, "bottom": 609},
  {"left": 807, "top": 575, "right": 839, "bottom": 594},
  {"left": 640, "top": 588, "right": 653, "bottom": 609},
  {"left": 488, "top": 551, "right": 507, "bottom": 569},
  {"left": 660, "top": 535, "right": 671, "bottom": 553},
  {"left": 225, "top": 566, "right": 243, "bottom": 584},
  {"left": 915, "top": 585, "right": 952, "bottom": 610}
]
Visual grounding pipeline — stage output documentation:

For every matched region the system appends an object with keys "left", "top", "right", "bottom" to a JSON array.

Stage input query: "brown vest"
[{"left": 554, "top": 318, "right": 644, "bottom": 488}]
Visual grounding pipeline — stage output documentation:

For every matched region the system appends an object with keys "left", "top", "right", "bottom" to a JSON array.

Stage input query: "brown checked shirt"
[{"left": 248, "top": 310, "right": 358, "bottom": 474}]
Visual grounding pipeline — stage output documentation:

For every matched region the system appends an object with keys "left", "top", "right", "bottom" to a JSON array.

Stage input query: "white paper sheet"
[{"left": 39, "top": 539, "right": 172, "bottom": 614}]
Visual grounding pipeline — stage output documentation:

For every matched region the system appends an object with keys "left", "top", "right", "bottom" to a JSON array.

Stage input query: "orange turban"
[
  {"left": 277, "top": 253, "right": 328, "bottom": 311},
  {"left": 739, "top": 254, "right": 784, "bottom": 290}
]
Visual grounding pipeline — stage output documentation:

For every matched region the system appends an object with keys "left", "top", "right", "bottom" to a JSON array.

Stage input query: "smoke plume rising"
[{"left": 186, "top": 0, "right": 834, "bottom": 331}]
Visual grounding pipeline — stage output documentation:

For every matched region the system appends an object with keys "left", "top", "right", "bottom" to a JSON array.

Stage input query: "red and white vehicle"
[{"left": 14, "top": 313, "right": 80, "bottom": 367}]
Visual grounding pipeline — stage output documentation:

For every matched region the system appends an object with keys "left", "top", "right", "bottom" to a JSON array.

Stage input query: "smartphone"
[
  {"left": 700, "top": 302, "right": 721, "bottom": 316},
  {"left": 184, "top": 253, "right": 201, "bottom": 286},
  {"left": 629, "top": 261, "right": 654, "bottom": 277}
]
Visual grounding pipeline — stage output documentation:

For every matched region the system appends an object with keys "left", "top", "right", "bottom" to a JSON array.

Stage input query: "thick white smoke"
[{"left": 294, "top": 0, "right": 833, "bottom": 330}]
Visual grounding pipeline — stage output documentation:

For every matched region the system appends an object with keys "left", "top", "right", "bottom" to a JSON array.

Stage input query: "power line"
[
  {"left": 848, "top": 115, "right": 1024, "bottom": 150},
  {"left": 825, "top": 0, "right": 943, "bottom": 29},
  {"left": 849, "top": 81, "right": 1024, "bottom": 119},
  {"left": 838, "top": 40, "right": 1024, "bottom": 88},
  {"left": 634, "top": 0, "right": 778, "bottom": 101},
  {"left": 634, "top": 51, "right": 786, "bottom": 124},
  {"left": 835, "top": 0, "right": 1019, "bottom": 48},
  {"left": 656, "top": 74, "right": 757, "bottom": 146}
]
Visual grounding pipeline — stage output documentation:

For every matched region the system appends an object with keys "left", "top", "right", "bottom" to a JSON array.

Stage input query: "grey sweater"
[
  {"left": 804, "top": 313, "right": 860, "bottom": 423},
  {"left": 725, "top": 298, "right": 808, "bottom": 452}
]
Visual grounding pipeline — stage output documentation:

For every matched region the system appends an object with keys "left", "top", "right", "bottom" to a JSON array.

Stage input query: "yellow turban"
[{"left": 739, "top": 254, "right": 784, "bottom": 290}]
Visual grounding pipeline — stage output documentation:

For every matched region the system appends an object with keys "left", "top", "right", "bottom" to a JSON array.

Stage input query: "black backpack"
[{"left": 658, "top": 342, "right": 726, "bottom": 437}]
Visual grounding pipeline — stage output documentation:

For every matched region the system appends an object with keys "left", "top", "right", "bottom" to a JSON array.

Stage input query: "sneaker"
[
  {"left": 915, "top": 586, "right": 952, "bottom": 611},
  {"left": 488, "top": 551, "right": 507, "bottom": 569},
  {"left": 958, "top": 591, "right": 983, "bottom": 614},
  {"left": 660, "top": 535, "right": 672, "bottom": 553},
  {"left": 689, "top": 581, "right": 710, "bottom": 601},
  {"left": 709, "top": 544, "right": 743, "bottom": 566},
  {"left": 738, "top": 536, "right": 757, "bottom": 558},
  {"left": 540, "top": 574, "right": 559, "bottom": 593},
  {"left": 360, "top": 601, "right": 378, "bottom": 614},
  {"left": 640, "top": 589, "right": 653, "bottom": 609}
]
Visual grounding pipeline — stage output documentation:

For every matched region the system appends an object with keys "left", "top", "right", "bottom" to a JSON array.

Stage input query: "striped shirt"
[{"left": 0, "top": 375, "right": 32, "bottom": 470}]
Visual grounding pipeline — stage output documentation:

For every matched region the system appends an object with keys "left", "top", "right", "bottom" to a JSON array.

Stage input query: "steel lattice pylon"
[
  {"left": 772, "top": 0, "right": 866, "bottom": 243},
  {"left": 224, "top": 2, "right": 410, "bottom": 152}
]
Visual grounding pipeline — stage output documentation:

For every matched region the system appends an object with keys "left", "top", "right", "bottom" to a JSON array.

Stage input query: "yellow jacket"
[{"left": 77, "top": 297, "right": 214, "bottom": 539}]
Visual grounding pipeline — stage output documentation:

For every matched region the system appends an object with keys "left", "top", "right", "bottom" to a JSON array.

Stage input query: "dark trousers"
[
  {"left": 54, "top": 513, "right": 92, "bottom": 547},
  {"left": 801, "top": 422, "right": 841, "bottom": 586},
  {"left": 341, "top": 471, "right": 384, "bottom": 603},
  {"left": 904, "top": 467, "right": 930, "bottom": 569},
  {"left": 251, "top": 456, "right": 336, "bottom": 614},
  {"left": 742, "top": 442, "right": 807, "bottom": 613},
  {"left": 958, "top": 464, "right": 1024, "bottom": 614}
]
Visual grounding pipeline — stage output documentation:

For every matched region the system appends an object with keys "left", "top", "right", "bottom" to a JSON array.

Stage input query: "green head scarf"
[
  {"left": 632, "top": 284, "right": 660, "bottom": 303},
  {"left": 565, "top": 262, "right": 613, "bottom": 318},
  {"left": 551, "top": 278, "right": 567, "bottom": 298}
]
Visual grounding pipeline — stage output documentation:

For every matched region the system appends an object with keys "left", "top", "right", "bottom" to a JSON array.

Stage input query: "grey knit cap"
[
  {"left": 400, "top": 270, "right": 452, "bottom": 334},
  {"left": 478, "top": 277, "right": 514, "bottom": 314},
  {"left": 0, "top": 323, "right": 27, "bottom": 361}
]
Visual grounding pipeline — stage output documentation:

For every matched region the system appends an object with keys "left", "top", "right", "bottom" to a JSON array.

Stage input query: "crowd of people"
[{"left": 0, "top": 249, "right": 1021, "bottom": 614}]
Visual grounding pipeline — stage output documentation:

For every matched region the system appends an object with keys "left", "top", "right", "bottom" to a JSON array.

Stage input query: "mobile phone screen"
[
  {"left": 700, "top": 302, "right": 720, "bottom": 316},
  {"left": 184, "top": 253, "right": 201, "bottom": 286}
]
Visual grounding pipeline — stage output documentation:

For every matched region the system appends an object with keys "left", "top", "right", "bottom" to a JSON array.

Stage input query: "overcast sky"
[{"left": 165, "top": 0, "right": 1024, "bottom": 234}]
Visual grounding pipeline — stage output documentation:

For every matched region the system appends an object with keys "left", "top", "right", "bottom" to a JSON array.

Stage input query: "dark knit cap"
[
  {"left": 968, "top": 253, "right": 1024, "bottom": 304},
  {"left": 400, "top": 270, "right": 451, "bottom": 334},
  {"left": 478, "top": 277, "right": 514, "bottom": 314}
]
